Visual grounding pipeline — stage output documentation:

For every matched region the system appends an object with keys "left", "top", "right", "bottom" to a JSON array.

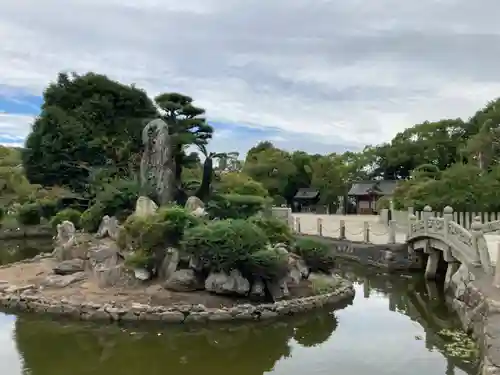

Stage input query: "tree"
[
  {"left": 23, "top": 72, "right": 158, "bottom": 192},
  {"left": 154, "top": 93, "right": 214, "bottom": 203},
  {"left": 216, "top": 172, "right": 269, "bottom": 197},
  {"left": 243, "top": 145, "right": 297, "bottom": 203},
  {"left": 310, "top": 154, "right": 348, "bottom": 211}
]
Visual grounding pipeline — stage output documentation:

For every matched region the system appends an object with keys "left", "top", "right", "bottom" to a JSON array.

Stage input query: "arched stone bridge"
[{"left": 407, "top": 205, "right": 495, "bottom": 286}]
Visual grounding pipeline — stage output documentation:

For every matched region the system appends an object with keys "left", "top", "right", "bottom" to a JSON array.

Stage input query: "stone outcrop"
[
  {"left": 185, "top": 196, "right": 206, "bottom": 217},
  {"left": 95, "top": 216, "right": 120, "bottom": 241},
  {"left": 0, "top": 257, "right": 355, "bottom": 323},
  {"left": 42, "top": 272, "right": 86, "bottom": 288},
  {"left": 53, "top": 221, "right": 77, "bottom": 261},
  {"left": 205, "top": 270, "right": 250, "bottom": 296},
  {"left": 134, "top": 196, "right": 158, "bottom": 217},
  {"left": 140, "top": 119, "right": 175, "bottom": 205},
  {"left": 53, "top": 259, "right": 85, "bottom": 275},
  {"left": 158, "top": 248, "right": 179, "bottom": 280},
  {"left": 447, "top": 264, "right": 500, "bottom": 375},
  {"left": 163, "top": 269, "right": 204, "bottom": 292}
]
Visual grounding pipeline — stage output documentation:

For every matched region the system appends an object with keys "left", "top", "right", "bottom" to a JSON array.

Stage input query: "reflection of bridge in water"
[{"left": 335, "top": 264, "right": 478, "bottom": 375}]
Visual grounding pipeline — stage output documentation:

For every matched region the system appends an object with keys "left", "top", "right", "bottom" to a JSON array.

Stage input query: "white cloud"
[{"left": 1, "top": 0, "right": 500, "bottom": 149}]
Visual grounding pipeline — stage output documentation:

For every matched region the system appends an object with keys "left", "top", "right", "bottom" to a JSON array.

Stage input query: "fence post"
[
  {"left": 295, "top": 217, "right": 301, "bottom": 233},
  {"left": 339, "top": 220, "right": 346, "bottom": 239},
  {"left": 471, "top": 216, "right": 492, "bottom": 273},
  {"left": 363, "top": 221, "right": 369, "bottom": 243},
  {"left": 317, "top": 217, "right": 323, "bottom": 236},
  {"left": 388, "top": 220, "right": 396, "bottom": 244},
  {"left": 494, "top": 243, "right": 500, "bottom": 287},
  {"left": 443, "top": 206, "right": 453, "bottom": 242},
  {"left": 422, "top": 205, "right": 432, "bottom": 235},
  {"left": 407, "top": 214, "right": 417, "bottom": 242}
]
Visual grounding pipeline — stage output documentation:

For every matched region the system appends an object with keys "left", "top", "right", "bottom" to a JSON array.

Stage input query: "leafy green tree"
[
  {"left": 23, "top": 72, "right": 158, "bottom": 192},
  {"left": 216, "top": 172, "right": 269, "bottom": 197}
]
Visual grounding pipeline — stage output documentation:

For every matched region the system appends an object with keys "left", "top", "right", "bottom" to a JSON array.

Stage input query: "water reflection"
[
  {"left": 0, "top": 242, "right": 479, "bottom": 375},
  {"left": 0, "top": 238, "right": 53, "bottom": 265}
]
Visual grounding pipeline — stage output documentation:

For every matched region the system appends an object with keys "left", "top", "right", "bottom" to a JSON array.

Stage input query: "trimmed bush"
[
  {"left": 50, "top": 208, "right": 81, "bottom": 229},
  {"left": 292, "top": 238, "right": 335, "bottom": 272},
  {"left": 96, "top": 178, "right": 141, "bottom": 221},
  {"left": 120, "top": 206, "right": 202, "bottom": 253},
  {"left": 37, "top": 198, "right": 59, "bottom": 219},
  {"left": 80, "top": 203, "right": 105, "bottom": 233},
  {"left": 249, "top": 216, "right": 293, "bottom": 245},
  {"left": 206, "top": 194, "right": 266, "bottom": 219},
  {"left": 182, "top": 219, "right": 287, "bottom": 281},
  {"left": 124, "top": 250, "right": 151, "bottom": 269},
  {"left": 17, "top": 203, "right": 41, "bottom": 226}
]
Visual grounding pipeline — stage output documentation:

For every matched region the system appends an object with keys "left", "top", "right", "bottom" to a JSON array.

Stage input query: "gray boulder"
[
  {"left": 53, "top": 259, "right": 85, "bottom": 275},
  {"left": 164, "top": 269, "right": 204, "bottom": 292},
  {"left": 42, "top": 272, "right": 86, "bottom": 288},
  {"left": 205, "top": 269, "right": 250, "bottom": 296}
]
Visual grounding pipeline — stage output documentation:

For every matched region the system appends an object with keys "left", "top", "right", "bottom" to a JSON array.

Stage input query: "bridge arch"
[{"left": 405, "top": 205, "right": 493, "bottom": 285}]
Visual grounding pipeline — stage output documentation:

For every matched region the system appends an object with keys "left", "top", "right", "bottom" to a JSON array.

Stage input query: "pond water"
[{"left": 0, "top": 240, "right": 479, "bottom": 375}]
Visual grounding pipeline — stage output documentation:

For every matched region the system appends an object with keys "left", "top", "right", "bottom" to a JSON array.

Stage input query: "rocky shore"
[
  {"left": 0, "top": 253, "right": 355, "bottom": 324},
  {"left": 447, "top": 264, "right": 500, "bottom": 375}
]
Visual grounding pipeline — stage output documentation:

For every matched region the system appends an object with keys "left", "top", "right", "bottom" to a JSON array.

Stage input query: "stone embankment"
[
  {"left": 0, "top": 254, "right": 355, "bottom": 324},
  {"left": 448, "top": 265, "right": 500, "bottom": 375}
]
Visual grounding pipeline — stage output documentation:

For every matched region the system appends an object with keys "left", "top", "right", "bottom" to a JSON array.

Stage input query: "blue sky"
[{"left": 2, "top": 0, "right": 500, "bottom": 155}]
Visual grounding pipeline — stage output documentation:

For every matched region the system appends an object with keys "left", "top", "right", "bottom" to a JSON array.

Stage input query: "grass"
[{"left": 309, "top": 274, "right": 341, "bottom": 295}]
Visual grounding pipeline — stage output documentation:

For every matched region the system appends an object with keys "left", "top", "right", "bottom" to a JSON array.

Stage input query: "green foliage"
[
  {"left": 124, "top": 250, "right": 151, "bottom": 269},
  {"left": 50, "top": 208, "right": 81, "bottom": 229},
  {"left": 292, "top": 238, "right": 335, "bottom": 272},
  {"left": 80, "top": 203, "right": 105, "bottom": 233},
  {"left": 217, "top": 172, "right": 269, "bottom": 197},
  {"left": 206, "top": 194, "right": 266, "bottom": 219},
  {"left": 22, "top": 72, "right": 158, "bottom": 192},
  {"left": 17, "top": 203, "right": 41, "bottom": 226},
  {"left": 249, "top": 216, "right": 293, "bottom": 245},
  {"left": 182, "top": 219, "right": 287, "bottom": 281},
  {"left": 95, "top": 178, "right": 141, "bottom": 221},
  {"left": 121, "top": 206, "right": 201, "bottom": 253},
  {"left": 310, "top": 274, "right": 341, "bottom": 295},
  {"left": 375, "top": 196, "right": 391, "bottom": 212},
  {"left": 37, "top": 198, "right": 59, "bottom": 219},
  {"left": 0, "top": 206, "right": 5, "bottom": 223}
]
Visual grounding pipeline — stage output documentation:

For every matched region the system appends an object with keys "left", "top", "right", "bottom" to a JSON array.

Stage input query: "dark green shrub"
[
  {"left": 292, "top": 238, "right": 335, "bottom": 272},
  {"left": 17, "top": 203, "right": 41, "bottom": 226},
  {"left": 124, "top": 250, "right": 151, "bottom": 269},
  {"left": 96, "top": 178, "right": 141, "bottom": 221},
  {"left": 249, "top": 216, "right": 293, "bottom": 245},
  {"left": 206, "top": 194, "right": 266, "bottom": 219},
  {"left": 182, "top": 219, "right": 286, "bottom": 281},
  {"left": 0, "top": 206, "right": 5, "bottom": 223},
  {"left": 50, "top": 208, "right": 81, "bottom": 229},
  {"left": 80, "top": 203, "right": 105, "bottom": 233},
  {"left": 121, "top": 206, "right": 201, "bottom": 252},
  {"left": 37, "top": 198, "right": 59, "bottom": 219}
]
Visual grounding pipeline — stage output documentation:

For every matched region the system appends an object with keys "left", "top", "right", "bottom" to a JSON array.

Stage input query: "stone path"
[{"left": 293, "top": 213, "right": 500, "bottom": 264}]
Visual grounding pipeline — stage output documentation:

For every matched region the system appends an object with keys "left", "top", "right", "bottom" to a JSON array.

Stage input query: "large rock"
[
  {"left": 94, "top": 264, "right": 127, "bottom": 288},
  {"left": 140, "top": 119, "right": 175, "bottom": 205},
  {"left": 88, "top": 240, "right": 121, "bottom": 269},
  {"left": 42, "top": 272, "right": 86, "bottom": 288},
  {"left": 185, "top": 196, "right": 206, "bottom": 217},
  {"left": 205, "top": 270, "right": 250, "bottom": 296},
  {"left": 250, "top": 278, "right": 265, "bottom": 298},
  {"left": 95, "top": 216, "right": 120, "bottom": 240},
  {"left": 53, "top": 221, "right": 77, "bottom": 261},
  {"left": 53, "top": 259, "right": 85, "bottom": 275},
  {"left": 158, "top": 248, "right": 179, "bottom": 280},
  {"left": 265, "top": 279, "right": 290, "bottom": 301},
  {"left": 134, "top": 196, "right": 158, "bottom": 217},
  {"left": 287, "top": 253, "right": 310, "bottom": 284},
  {"left": 164, "top": 269, "right": 204, "bottom": 292}
]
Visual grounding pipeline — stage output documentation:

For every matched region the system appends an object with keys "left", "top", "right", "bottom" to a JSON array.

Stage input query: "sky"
[{"left": 1, "top": 0, "right": 500, "bottom": 155}]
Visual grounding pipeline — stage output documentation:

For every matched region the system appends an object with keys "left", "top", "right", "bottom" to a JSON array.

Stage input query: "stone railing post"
[
  {"left": 443, "top": 206, "right": 453, "bottom": 242},
  {"left": 494, "top": 243, "right": 500, "bottom": 287},
  {"left": 380, "top": 208, "right": 389, "bottom": 225},
  {"left": 388, "top": 220, "right": 396, "bottom": 244},
  {"left": 339, "top": 220, "right": 346, "bottom": 239},
  {"left": 422, "top": 205, "right": 432, "bottom": 235},
  {"left": 471, "top": 216, "right": 492, "bottom": 273},
  {"left": 295, "top": 217, "right": 301, "bottom": 233},
  {"left": 317, "top": 217, "right": 323, "bottom": 236},
  {"left": 407, "top": 214, "right": 417, "bottom": 241},
  {"left": 363, "top": 221, "right": 369, "bottom": 243}
]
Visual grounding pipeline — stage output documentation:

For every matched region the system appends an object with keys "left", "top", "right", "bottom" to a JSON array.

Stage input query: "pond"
[{"left": 0, "top": 240, "right": 479, "bottom": 375}]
